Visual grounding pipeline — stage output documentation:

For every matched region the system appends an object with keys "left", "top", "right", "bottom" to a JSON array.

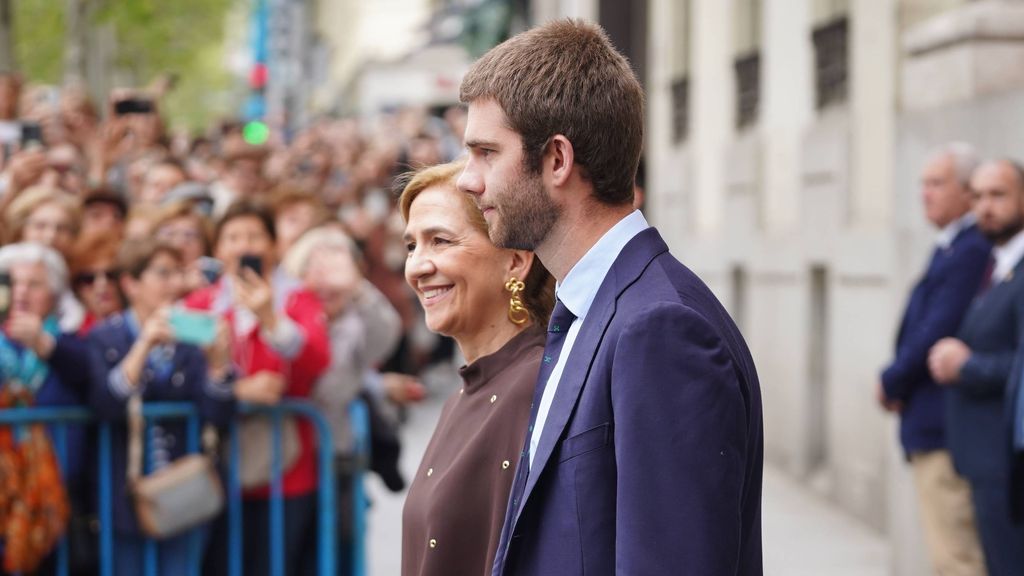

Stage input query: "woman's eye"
[{"left": 405, "top": 242, "right": 416, "bottom": 253}]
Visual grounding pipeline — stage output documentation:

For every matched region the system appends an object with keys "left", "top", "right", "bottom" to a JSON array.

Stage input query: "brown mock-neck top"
[{"left": 402, "top": 326, "right": 545, "bottom": 576}]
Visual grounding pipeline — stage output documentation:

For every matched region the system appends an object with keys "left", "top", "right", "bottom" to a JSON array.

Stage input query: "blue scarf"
[{"left": 0, "top": 316, "right": 61, "bottom": 394}]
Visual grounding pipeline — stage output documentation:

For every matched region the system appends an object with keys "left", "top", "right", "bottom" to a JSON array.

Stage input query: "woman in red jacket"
[{"left": 186, "top": 199, "right": 329, "bottom": 576}]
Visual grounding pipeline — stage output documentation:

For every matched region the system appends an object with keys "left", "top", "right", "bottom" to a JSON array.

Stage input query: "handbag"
[
  {"left": 236, "top": 413, "right": 301, "bottom": 488},
  {"left": 127, "top": 394, "right": 224, "bottom": 540}
]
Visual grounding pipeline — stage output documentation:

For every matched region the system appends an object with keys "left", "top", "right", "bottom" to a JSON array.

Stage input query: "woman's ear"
[{"left": 507, "top": 250, "right": 535, "bottom": 283}]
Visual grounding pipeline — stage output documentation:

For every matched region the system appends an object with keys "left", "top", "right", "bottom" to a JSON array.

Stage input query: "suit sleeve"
[
  {"left": 610, "top": 304, "right": 751, "bottom": 575},
  {"left": 881, "top": 243, "right": 989, "bottom": 399},
  {"left": 959, "top": 281, "right": 1024, "bottom": 396}
]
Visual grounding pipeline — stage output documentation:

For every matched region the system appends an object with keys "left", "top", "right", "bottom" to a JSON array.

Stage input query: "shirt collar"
[
  {"left": 556, "top": 210, "right": 650, "bottom": 321},
  {"left": 936, "top": 212, "right": 976, "bottom": 250},
  {"left": 993, "top": 228, "right": 1024, "bottom": 284}
]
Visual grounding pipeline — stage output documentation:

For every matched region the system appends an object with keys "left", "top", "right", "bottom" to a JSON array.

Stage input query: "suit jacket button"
[
  {"left": 172, "top": 372, "right": 185, "bottom": 387},
  {"left": 106, "top": 348, "right": 119, "bottom": 362}
]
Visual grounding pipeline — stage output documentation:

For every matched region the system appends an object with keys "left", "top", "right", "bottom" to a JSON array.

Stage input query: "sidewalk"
[{"left": 364, "top": 391, "right": 891, "bottom": 576}]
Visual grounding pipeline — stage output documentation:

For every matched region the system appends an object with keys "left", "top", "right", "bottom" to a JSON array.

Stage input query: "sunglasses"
[{"left": 74, "top": 269, "right": 119, "bottom": 286}]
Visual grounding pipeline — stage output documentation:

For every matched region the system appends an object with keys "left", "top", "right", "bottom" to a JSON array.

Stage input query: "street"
[{"left": 364, "top": 376, "right": 891, "bottom": 576}]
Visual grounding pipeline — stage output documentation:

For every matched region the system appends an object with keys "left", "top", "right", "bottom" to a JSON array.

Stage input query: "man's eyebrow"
[{"left": 465, "top": 139, "right": 499, "bottom": 150}]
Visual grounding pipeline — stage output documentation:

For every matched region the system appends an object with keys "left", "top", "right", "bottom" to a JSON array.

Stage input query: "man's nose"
[{"left": 457, "top": 164, "right": 483, "bottom": 197}]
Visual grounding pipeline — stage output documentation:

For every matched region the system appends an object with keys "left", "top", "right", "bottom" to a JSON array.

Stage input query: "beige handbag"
[
  {"left": 127, "top": 395, "right": 224, "bottom": 540},
  {"left": 237, "top": 413, "right": 300, "bottom": 488}
]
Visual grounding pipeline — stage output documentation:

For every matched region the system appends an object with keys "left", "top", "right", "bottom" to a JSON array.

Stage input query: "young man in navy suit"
[
  {"left": 878, "top": 144, "right": 989, "bottom": 574},
  {"left": 928, "top": 159, "right": 1024, "bottom": 575},
  {"left": 457, "top": 19, "right": 763, "bottom": 576}
]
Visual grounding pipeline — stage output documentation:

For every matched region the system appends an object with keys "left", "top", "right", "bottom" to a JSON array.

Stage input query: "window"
[
  {"left": 733, "top": 0, "right": 761, "bottom": 129},
  {"left": 671, "top": 0, "right": 692, "bottom": 144},
  {"left": 812, "top": 0, "right": 849, "bottom": 109}
]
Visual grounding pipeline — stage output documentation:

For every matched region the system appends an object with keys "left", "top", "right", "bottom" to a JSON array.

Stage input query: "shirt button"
[
  {"left": 502, "top": 460, "right": 510, "bottom": 470},
  {"left": 490, "top": 394, "right": 498, "bottom": 403},
  {"left": 427, "top": 468, "right": 433, "bottom": 477},
  {"left": 429, "top": 538, "right": 437, "bottom": 549}
]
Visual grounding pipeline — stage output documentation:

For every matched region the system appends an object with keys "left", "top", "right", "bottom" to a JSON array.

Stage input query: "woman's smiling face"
[{"left": 403, "top": 184, "right": 510, "bottom": 340}]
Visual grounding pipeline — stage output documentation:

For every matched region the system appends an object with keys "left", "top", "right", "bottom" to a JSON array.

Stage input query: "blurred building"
[{"left": 520, "top": 0, "right": 1024, "bottom": 574}]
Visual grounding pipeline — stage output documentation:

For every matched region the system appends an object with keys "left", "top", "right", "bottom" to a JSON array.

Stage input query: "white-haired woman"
[
  {"left": 0, "top": 242, "right": 93, "bottom": 569},
  {"left": 283, "top": 225, "right": 416, "bottom": 571}
]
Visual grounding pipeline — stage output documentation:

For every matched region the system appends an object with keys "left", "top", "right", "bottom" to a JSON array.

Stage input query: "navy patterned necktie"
[{"left": 499, "top": 299, "right": 576, "bottom": 552}]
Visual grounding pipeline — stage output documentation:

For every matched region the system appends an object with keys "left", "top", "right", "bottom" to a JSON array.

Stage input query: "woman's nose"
[{"left": 404, "top": 247, "right": 434, "bottom": 281}]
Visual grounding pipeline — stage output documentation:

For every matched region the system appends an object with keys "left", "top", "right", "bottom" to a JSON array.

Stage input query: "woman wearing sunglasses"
[{"left": 68, "top": 230, "right": 125, "bottom": 335}]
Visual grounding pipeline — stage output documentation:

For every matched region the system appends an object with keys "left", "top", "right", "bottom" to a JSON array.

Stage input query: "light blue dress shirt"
[{"left": 528, "top": 209, "right": 650, "bottom": 466}]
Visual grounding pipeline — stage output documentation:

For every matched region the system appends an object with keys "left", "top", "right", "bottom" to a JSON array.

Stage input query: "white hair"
[
  {"left": 0, "top": 242, "right": 84, "bottom": 332},
  {"left": 282, "top": 227, "right": 358, "bottom": 279},
  {"left": 934, "top": 141, "right": 981, "bottom": 187},
  {"left": 0, "top": 242, "right": 68, "bottom": 294}
]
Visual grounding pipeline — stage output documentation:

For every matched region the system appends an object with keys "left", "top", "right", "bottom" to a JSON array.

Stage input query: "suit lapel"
[{"left": 512, "top": 228, "right": 670, "bottom": 529}]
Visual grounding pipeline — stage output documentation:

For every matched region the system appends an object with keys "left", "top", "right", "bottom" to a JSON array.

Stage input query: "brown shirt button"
[
  {"left": 429, "top": 538, "right": 437, "bottom": 549},
  {"left": 502, "top": 460, "right": 510, "bottom": 470}
]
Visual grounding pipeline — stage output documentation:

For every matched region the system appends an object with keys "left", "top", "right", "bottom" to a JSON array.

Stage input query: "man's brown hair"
[{"left": 460, "top": 19, "right": 644, "bottom": 206}]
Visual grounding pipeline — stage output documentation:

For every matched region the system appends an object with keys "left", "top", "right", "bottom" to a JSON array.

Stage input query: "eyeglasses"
[{"left": 74, "top": 269, "right": 119, "bottom": 286}]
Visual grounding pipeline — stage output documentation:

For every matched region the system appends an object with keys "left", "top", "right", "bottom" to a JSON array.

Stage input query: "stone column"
[
  {"left": 691, "top": 0, "right": 735, "bottom": 235},
  {"left": 850, "top": 0, "right": 897, "bottom": 228},
  {"left": 762, "top": 0, "right": 813, "bottom": 234}
]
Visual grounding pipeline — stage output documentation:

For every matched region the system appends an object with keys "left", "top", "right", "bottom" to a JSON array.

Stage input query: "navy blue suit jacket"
[
  {"left": 86, "top": 313, "right": 236, "bottom": 534},
  {"left": 948, "top": 254, "right": 1024, "bottom": 481},
  {"left": 881, "top": 225, "right": 990, "bottom": 455},
  {"left": 493, "top": 228, "right": 763, "bottom": 576},
  {"left": 1004, "top": 352, "right": 1024, "bottom": 520}
]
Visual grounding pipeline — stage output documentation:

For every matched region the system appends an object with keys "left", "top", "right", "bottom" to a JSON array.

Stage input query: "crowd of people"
[{"left": 0, "top": 69, "right": 464, "bottom": 575}]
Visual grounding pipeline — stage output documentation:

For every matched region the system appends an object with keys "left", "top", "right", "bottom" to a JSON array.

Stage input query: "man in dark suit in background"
[
  {"left": 879, "top": 143, "right": 990, "bottom": 574},
  {"left": 457, "top": 19, "right": 763, "bottom": 576},
  {"left": 929, "top": 159, "right": 1024, "bottom": 575}
]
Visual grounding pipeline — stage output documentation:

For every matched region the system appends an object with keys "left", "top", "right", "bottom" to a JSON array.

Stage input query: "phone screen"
[
  {"left": 114, "top": 98, "right": 154, "bottom": 115},
  {"left": 20, "top": 122, "right": 44, "bottom": 148},
  {"left": 169, "top": 309, "right": 218, "bottom": 346},
  {"left": 239, "top": 254, "right": 263, "bottom": 277},
  {"left": 196, "top": 257, "right": 223, "bottom": 285}
]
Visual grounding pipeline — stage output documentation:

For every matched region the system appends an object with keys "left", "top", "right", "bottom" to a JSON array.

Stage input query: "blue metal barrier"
[{"left": 0, "top": 399, "right": 369, "bottom": 576}]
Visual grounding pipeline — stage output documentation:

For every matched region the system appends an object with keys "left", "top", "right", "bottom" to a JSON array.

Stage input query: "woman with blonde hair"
[
  {"left": 400, "top": 160, "right": 553, "bottom": 576},
  {"left": 2, "top": 185, "right": 79, "bottom": 255}
]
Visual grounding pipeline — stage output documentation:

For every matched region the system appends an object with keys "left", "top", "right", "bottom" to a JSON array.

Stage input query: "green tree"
[{"left": 13, "top": 0, "right": 238, "bottom": 130}]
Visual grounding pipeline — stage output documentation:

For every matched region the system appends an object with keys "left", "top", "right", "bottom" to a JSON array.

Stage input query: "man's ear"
[
  {"left": 506, "top": 249, "right": 535, "bottom": 283},
  {"left": 546, "top": 135, "right": 575, "bottom": 188}
]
